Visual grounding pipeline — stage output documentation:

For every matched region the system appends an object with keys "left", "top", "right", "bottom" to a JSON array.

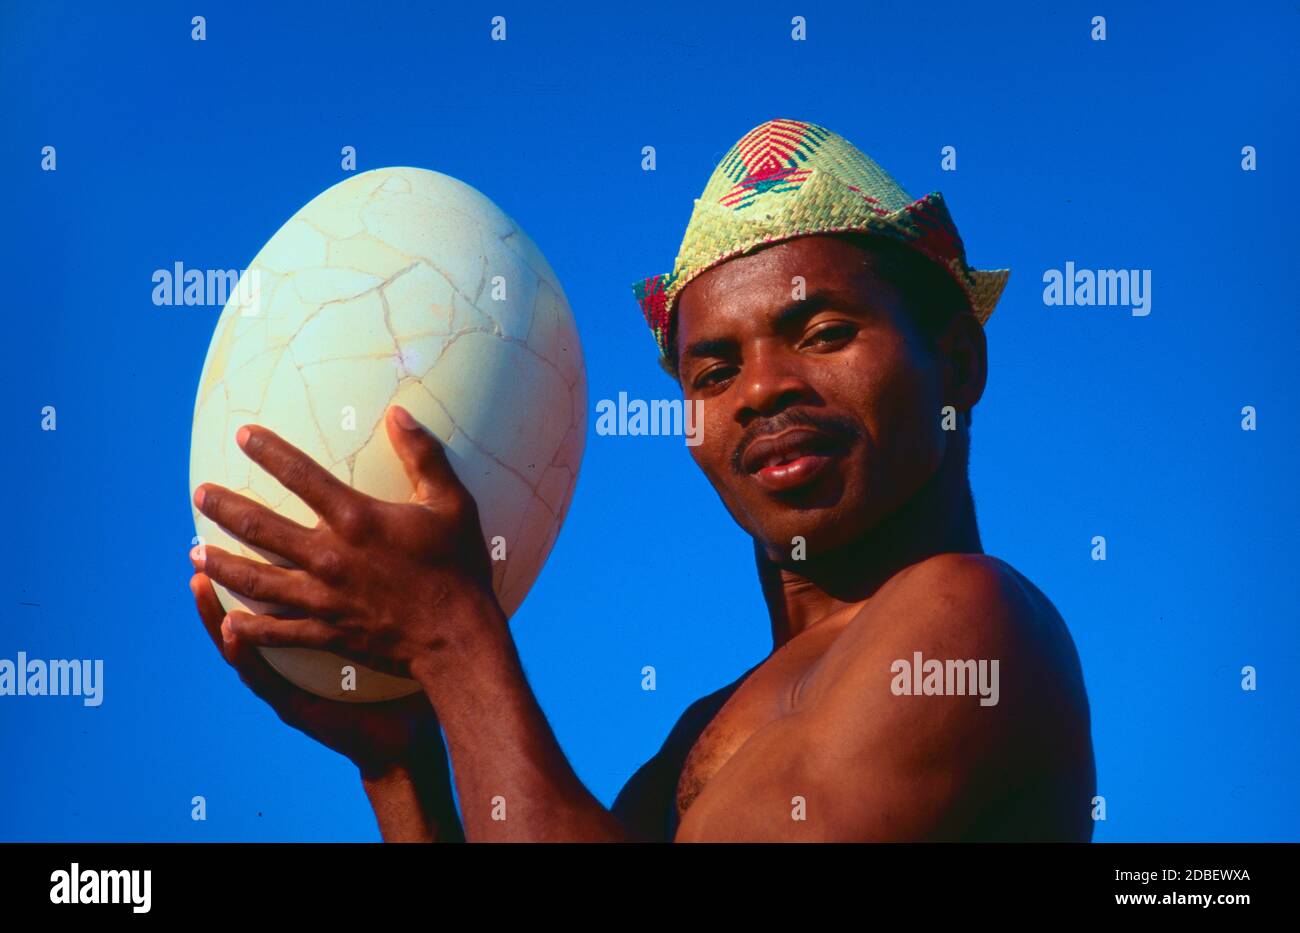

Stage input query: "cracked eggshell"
[{"left": 190, "top": 167, "right": 587, "bottom": 702}]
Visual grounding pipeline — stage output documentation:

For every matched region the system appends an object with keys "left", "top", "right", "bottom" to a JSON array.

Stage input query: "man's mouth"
[{"left": 741, "top": 429, "right": 847, "bottom": 493}]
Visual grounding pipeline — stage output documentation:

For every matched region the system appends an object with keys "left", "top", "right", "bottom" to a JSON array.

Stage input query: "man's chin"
[{"left": 750, "top": 505, "right": 878, "bottom": 563}]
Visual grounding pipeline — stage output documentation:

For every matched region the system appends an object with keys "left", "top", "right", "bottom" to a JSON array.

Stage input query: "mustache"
[{"left": 730, "top": 409, "right": 862, "bottom": 475}]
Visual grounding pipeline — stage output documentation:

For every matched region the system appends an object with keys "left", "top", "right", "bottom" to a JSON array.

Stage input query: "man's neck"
[{"left": 756, "top": 439, "right": 983, "bottom": 648}]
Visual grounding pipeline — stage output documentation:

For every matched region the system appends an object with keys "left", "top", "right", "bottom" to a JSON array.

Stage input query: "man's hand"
[
  {"left": 188, "top": 570, "right": 437, "bottom": 774},
  {"left": 192, "top": 405, "right": 508, "bottom": 682},
  {"left": 190, "top": 570, "right": 464, "bottom": 841},
  {"left": 195, "top": 405, "right": 631, "bottom": 842}
]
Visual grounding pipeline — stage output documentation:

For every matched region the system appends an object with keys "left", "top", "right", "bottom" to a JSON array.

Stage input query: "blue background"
[{"left": 2, "top": 1, "right": 1296, "bottom": 841}]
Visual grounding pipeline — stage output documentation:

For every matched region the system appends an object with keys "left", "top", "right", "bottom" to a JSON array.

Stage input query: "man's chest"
[{"left": 674, "top": 627, "right": 844, "bottom": 820}]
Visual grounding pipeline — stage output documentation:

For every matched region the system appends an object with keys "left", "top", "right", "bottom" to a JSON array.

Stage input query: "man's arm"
[
  {"left": 671, "top": 553, "right": 1083, "bottom": 841},
  {"left": 411, "top": 629, "right": 641, "bottom": 841},
  {"left": 360, "top": 728, "right": 465, "bottom": 843}
]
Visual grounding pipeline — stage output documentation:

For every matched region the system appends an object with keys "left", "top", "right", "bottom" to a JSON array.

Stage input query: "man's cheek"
[
  {"left": 685, "top": 404, "right": 722, "bottom": 460},
  {"left": 691, "top": 425, "right": 760, "bottom": 516},
  {"left": 875, "top": 389, "right": 947, "bottom": 493},
  {"left": 686, "top": 428, "right": 727, "bottom": 491}
]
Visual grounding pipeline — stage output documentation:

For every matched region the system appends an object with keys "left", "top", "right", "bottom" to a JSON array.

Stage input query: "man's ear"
[{"left": 937, "top": 312, "right": 987, "bottom": 419}]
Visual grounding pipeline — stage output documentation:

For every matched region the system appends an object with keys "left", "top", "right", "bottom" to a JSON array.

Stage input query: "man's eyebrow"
[
  {"left": 770, "top": 289, "right": 847, "bottom": 330},
  {"left": 681, "top": 335, "right": 735, "bottom": 362},
  {"left": 682, "top": 289, "right": 865, "bottom": 362}
]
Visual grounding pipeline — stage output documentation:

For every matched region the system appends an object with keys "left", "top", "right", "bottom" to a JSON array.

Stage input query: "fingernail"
[
  {"left": 236, "top": 426, "right": 252, "bottom": 448},
  {"left": 194, "top": 486, "right": 206, "bottom": 509},
  {"left": 392, "top": 406, "right": 419, "bottom": 430},
  {"left": 190, "top": 545, "right": 205, "bottom": 568},
  {"left": 221, "top": 617, "right": 235, "bottom": 644}
]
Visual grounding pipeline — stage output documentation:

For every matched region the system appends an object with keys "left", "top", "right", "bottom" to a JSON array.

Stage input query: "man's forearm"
[
  {"left": 360, "top": 739, "right": 465, "bottom": 843},
  {"left": 412, "top": 620, "right": 633, "bottom": 842}
]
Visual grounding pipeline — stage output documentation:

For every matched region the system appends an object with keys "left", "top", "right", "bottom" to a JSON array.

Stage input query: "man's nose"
[{"left": 735, "top": 347, "right": 814, "bottom": 421}]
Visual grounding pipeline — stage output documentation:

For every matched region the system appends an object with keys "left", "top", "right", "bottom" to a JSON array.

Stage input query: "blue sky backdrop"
[{"left": 2, "top": 0, "right": 1297, "bottom": 841}]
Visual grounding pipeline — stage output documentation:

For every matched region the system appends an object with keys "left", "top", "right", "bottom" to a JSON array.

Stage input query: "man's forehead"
[{"left": 677, "top": 236, "right": 892, "bottom": 335}]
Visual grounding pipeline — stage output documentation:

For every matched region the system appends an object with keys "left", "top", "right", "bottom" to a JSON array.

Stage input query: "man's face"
[{"left": 674, "top": 235, "right": 960, "bottom": 559}]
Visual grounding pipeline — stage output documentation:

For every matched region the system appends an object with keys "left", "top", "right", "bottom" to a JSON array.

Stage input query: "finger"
[
  {"left": 193, "top": 483, "right": 319, "bottom": 568},
  {"left": 224, "top": 610, "right": 341, "bottom": 651},
  {"left": 234, "top": 424, "right": 363, "bottom": 529},
  {"left": 384, "top": 406, "right": 464, "bottom": 506},
  {"left": 199, "top": 546, "right": 342, "bottom": 615},
  {"left": 191, "top": 571, "right": 232, "bottom": 652},
  {"left": 190, "top": 573, "right": 303, "bottom": 709}
]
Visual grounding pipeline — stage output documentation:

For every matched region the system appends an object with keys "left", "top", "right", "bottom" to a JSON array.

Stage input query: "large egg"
[{"left": 189, "top": 167, "right": 586, "bottom": 702}]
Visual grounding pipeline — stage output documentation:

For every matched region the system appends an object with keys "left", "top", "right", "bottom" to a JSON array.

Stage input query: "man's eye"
[
  {"left": 694, "top": 365, "right": 736, "bottom": 389},
  {"left": 802, "top": 324, "right": 857, "bottom": 348}
]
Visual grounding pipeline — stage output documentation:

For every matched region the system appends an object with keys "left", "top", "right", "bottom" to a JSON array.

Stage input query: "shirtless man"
[{"left": 187, "top": 119, "right": 1095, "bottom": 842}]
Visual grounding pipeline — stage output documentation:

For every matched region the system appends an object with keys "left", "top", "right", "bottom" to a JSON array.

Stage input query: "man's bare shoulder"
[
  {"left": 801, "top": 551, "right": 1089, "bottom": 738},
  {"left": 843, "top": 552, "right": 1074, "bottom": 662},
  {"left": 782, "top": 552, "right": 1094, "bottom": 839}
]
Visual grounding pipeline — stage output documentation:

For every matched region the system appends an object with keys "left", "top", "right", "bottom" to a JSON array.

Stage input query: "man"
[{"left": 188, "top": 118, "right": 1095, "bottom": 842}]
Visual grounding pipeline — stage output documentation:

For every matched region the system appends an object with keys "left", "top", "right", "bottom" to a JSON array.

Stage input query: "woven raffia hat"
[{"left": 632, "top": 118, "right": 1010, "bottom": 361}]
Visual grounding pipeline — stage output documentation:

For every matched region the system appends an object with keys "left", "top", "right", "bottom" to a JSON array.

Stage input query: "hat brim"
[{"left": 635, "top": 189, "right": 1009, "bottom": 360}]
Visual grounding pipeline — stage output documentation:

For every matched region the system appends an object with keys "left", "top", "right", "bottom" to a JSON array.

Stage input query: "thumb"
[{"left": 384, "top": 405, "right": 463, "bottom": 505}]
